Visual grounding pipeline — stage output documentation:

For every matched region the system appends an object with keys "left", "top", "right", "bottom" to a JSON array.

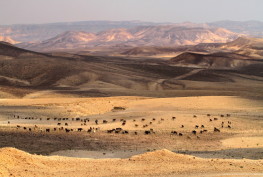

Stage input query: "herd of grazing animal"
[
  {"left": 170, "top": 113, "right": 233, "bottom": 137},
  {"left": 9, "top": 113, "right": 233, "bottom": 137}
]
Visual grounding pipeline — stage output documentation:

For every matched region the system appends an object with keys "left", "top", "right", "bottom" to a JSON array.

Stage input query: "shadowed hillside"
[
  {"left": 0, "top": 42, "right": 43, "bottom": 57},
  {"left": 170, "top": 52, "right": 257, "bottom": 68},
  {"left": 220, "top": 37, "right": 263, "bottom": 59},
  {"left": 0, "top": 42, "right": 263, "bottom": 98}
]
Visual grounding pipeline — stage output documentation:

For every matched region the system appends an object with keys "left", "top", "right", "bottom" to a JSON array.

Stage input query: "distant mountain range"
[
  {"left": 1, "top": 20, "right": 263, "bottom": 53},
  {"left": 17, "top": 25, "right": 240, "bottom": 52},
  {"left": 0, "top": 20, "right": 262, "bottom": 43},
  {"left": 209, "top": 20, "right": 263, "bottom": 37},
  {"left": 0, "top": 21, "right": 161, "bottom": 42}
]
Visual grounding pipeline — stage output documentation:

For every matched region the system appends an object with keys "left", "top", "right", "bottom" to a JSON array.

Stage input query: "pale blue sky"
[{"left": 0, "top": 0, "right": 262, "bottom": 25}]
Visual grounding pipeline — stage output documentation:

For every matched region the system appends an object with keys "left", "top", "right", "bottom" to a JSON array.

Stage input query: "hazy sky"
[{"left": 0, "top": 0, "right": 262, "bottom": 25}]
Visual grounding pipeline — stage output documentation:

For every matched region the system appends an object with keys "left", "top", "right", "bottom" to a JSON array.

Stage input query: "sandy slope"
[
  {"left": 0, "top": 96, "right": 143, "bottom": 119},
  {"left": 0, "top": 147, "right": 262, "bottom": 177}
]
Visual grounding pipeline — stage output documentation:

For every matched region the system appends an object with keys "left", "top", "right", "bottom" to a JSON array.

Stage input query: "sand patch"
[
  {"left": 49, "top": 149, "right": 146, "bottom": 159},
  {"left": 128, "top": 96, "right": 263, "bottom": 113},
  {"left": 0, "top": 96, "right": 143, "bottom": 119},
  {"left": 221, "top": 137, "right": 263, "bottom": 148}
]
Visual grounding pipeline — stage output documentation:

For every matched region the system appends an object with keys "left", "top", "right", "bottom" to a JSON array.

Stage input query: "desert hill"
[
  {"left": 170, "top": 52, "right": 255, "bottom": 68},
  {"left": 121, "top": 46, "right": 187, "bottom": 56},
  {"left": 128, "top": 26, "right": 238, "bottom": 46},
  {"left": 0, "top": 41, "right": 44, "bottom": 57},
  {"left": 0, "top": 42, "right": 94, "bottom": 87},
  {"left": 18, "top": 31, "right": 98, "bottom": 51},
  {"left": 121, "top": 43, "right": 224, "bottom": 57},
  {"left": 0, "top": 35, "right": 18, "bottom": 44},
  {"left": 0, "top": 42, "right": 263, "bottom": 98},
  {"left": 122, "top": 37, "right": 263, "bottom": 59},
  {"left": 97, "top": 28, "right": 135, "bottom": 42},
  {"left": 0, "top": 42, "right": 174, "bottom": 90},
  {"left": 40, "top": 31, "right": 97, "bottom": 44},
  {"left": 221, "top": 37, "right": 263, "bottom": 50},
  {"left": 220, "top": 37, "right": 263, "bottom": 59}
]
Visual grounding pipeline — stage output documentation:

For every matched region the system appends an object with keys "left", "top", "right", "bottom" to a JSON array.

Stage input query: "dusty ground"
[{"left": 0, "top": 96, "right": 263, "bottom": 176}]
